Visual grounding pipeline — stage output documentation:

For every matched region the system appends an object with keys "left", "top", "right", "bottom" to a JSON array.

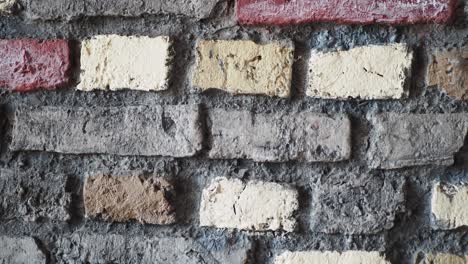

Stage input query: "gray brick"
[
  {"left": 54, "top": 233, "right": 251, "bottom": 264},
  {"left": 0, "top": 169, "right": 71, "bottom": 222},
  {"left": 0, "top": 236, "right": 46, "bottom": 264},
  {"left": 367, "top": 113, "right": 468, "bottom": 169},
  {"left": 310, "top": 172, "right": 406, "bottom": 234},
  {"left": 23, "top": 0, "right": 221, "bottom": 20},
  {"left": 11, "top": 105, "right": 202, "bottom": 157},
  {"left": 209, "top": 109, "right": 351, "bottom": 162}
]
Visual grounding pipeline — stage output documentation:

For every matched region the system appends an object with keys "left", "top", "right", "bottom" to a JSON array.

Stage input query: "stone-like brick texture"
[
  {"left": 367, "top": 113, "right": 468, "bottom": 169},
  {"left": 307, "top": 44, "right": 413, "bottom": 100},
  {"left": 192, "top": 40, "right": 294, "bottom": 98},
  {"left": 428, "top": 48, "right": 468, "bottom": 100},
  {"left": 0, "top": 236, "right": 46, "bottom": 264},
  {"left": 209, "top": 109, "right": 351, "bottom": 162},
  {"left": 310, "top": 172, "right": 406, "bottom": 234},
  {"left": 237, "top": 0, "right": 457, "bottom": 25},
  {"left": 275, "top": 251, "right": 390, "bottom": 264},
  {"left": 431, "top": 182, "right": 468, "bottom": 230},
  {"left": 53, "top": 233, "right": 251, "bottom": 264},
  {"left": 200, "top": 177, "right": 298, "bottom": 232},
  {"left": 416, "top": 253, "right": 468, "bottom": 264},
  {"left": 0, "top": 169, "right": 71, "bottom": 222},
  {"left": 84, "top": 174, "right": 176, "bottom": 225},
  {"left": 10, "top": 105, "right": 202, "bottom": 157},
  {"left": 0, "top": 0, "right": 16, "bottom": 14},
  {"left": 78, "top": 35, "right": 172, "bottom": 91},
  {"left": 0, "top": 39, "right": 71, "bottom": 92}
]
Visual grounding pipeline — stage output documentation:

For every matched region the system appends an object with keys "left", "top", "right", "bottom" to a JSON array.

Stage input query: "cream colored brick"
[
  {"left": 0, "top": 0, "right": 16, "bottom": 14},
  {"left": 78, "top": 35, "right": 171, "bottom": 91},
  {"left": 307, "top": 43, "right": 413, "bottom": 100},
  {"left": 431, "top": 182, "right": 468, "bottom": 229},
  {"left": 192, "top": 40, "right": 294, "bottom": 97},
  {"left": 275, "top": 251, "right": 390, "bottom": 264},
  {"left": 418, "top": 253, "right": 467, "bottom": 264},
  {"left": 199, "top": 177, "right": 298, "bottom": 232}
]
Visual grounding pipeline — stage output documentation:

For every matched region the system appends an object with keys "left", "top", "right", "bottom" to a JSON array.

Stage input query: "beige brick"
[
  {"left": 200, "top": 177, "right": 298, "bottom": 232},
  {"left": 78, "top": 35, "right": 172, "bottom": 91},
  {"left": 307, "top": 43, "right": 413, "bottom": 100},
  {"left": 275, "top": 251, "right": 390, "bottom": 264},
  {"left": 192, "top": 40, "right": 294, "bottom": 97},
  {"left": 417, "top": 253, "right": 467, "bottom": 264},
  {"left": 428, "top": 48, "right": 468, "bottom": 100},
  {"left": 84, "top": 175, "right": 176, "bottom": 225},
  {"left": 431, "top": 182, "right": 468, "bottom": 229}
]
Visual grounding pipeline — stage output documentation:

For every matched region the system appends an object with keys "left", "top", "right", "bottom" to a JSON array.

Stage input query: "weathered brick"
[
  {"left": 84, "top": 174, "right": 176, "bottom": 225},
  {"left": 310, "top": 172, "right": 405, "bottom": 234},
  {"left": 54, "top": 233, "right": 251, "bottom": 264},
  {"left": 428, "top": 48, "right": 468, "bottom": 100},
  {"left": 0, "top": 169, "right": 71, "bottom": 221},
  {"left": 416, "top": 253, "right": 468, "bottom": 264},
  {"left": 367, "top": 113, "right": 468, "bottom": 169},
  {"left": 237, "top": 0, "right": 457, "bottom": 25},
  {"left": 10, "top": 105, "right": 202, "bottom": 157},
  {"left": 431, "top": 182, "right": 468, "bottom": 230},
  {"left": 307, "top": 44, "right": 413, "bottom": 100},
  {"left": 24, "top": 0, "right": 221, "bottom": 20},
  {"left": 200, "top": 177, "right": 298, "bottom": 232},
  {"left": 209, "top": 109, "right": 351, "bottom": 162},
  {"left": 192, "top": 40, "right": 294, "bottom": 98},
  {"left": 0, "top": 39, "right": 71, "bottom": 92},
  {"left": 78, "top": 35, "right": 172, "bottom": 91},
  {"left": 275, "top": 251, "right": 390, "bottom": 264},
  {"left": 0, "top": 0, "right": 17, "bottom": 14},
  {"left": 0, "top": 236, "right": 46, "bottom": 264}
]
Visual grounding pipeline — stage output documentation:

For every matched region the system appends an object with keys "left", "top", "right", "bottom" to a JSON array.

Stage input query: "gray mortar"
[{"left": 0, "top": 0, "right": 467, "bottom": 263}]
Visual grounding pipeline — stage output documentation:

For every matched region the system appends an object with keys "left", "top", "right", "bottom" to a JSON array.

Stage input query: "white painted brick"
[
  {"left": 78, "top": 35, "right": 172, "bottom": 91},
  {"left": 431, "top": 182, "right": 468, "bottom": 229},
  {"left": 275, "top": 251, "right": 390, "bottom": 264},
  {"left": 200, "top": 177, "right": 298, "bottom": 232},
  {"left": 192, "top": 40, "right": 294, "bottom": 97},
  {"left": 307, "top": 43, "right": 413, "bottom": 100}
]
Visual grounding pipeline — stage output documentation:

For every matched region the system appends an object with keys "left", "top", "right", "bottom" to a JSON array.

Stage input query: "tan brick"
[
  {"left": 417, "top": 253, "right": 467, "bottom": 264},
  {"left": 275, "top": 251, "right": 390, "bottom": 264},
  {"left": 200, "top": 177, "right": 298, "bottom": 232},
  {"left": 78, "top": 35, "right": 172, "bottom": 91},
  {"left": 192, "top": 40, "right": 294, "bottom": 97},
  {"left": 431, "top": 182, "right": 468, "bottom": 230},
  {"left": 307, "top": 43, "right": 413, "bottom": 100},
  {"left": 84, "top": 175, "right": 176, "bottom": 225},
  {"left": 428, "top": 48, "right": 468, "bottom": 100}
]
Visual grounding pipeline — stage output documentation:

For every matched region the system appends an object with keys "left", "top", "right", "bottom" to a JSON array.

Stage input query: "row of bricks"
[
  {"left": 8, "top": 105, "right": 468, "bottom": 169},
  {"left": 0, "top": 0, "right": 458, "bottom": 25},
  {"left": 1, "top": 235, "right": 466, "bottom": 264},
  {"left": 1, "top": 169, "right": 466, "bottom": 233},
  {"left": 0, "top": 37, "right": 466, "bottom": 99}
]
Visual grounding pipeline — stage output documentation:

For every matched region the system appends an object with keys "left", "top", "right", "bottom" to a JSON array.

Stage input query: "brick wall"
[{"left": 0, "top": 0, "right": 467, "bottom": 263}]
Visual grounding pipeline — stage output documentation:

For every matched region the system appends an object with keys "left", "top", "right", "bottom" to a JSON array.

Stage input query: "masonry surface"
[{"left": 0, "top": 0, "right": 467, "bottom": 264}]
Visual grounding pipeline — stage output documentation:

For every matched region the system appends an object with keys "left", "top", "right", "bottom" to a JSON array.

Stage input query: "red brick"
[
  {"left": 237, "top": 0, "right": 457, "bottom": 25},
  {"left": 0, "top": 39, "right": 71, "bottom": 92}
]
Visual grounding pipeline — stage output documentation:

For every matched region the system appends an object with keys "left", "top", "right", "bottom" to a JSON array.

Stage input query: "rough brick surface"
[
  {"left": 192, "top": 40, "right": 294, "bottom": 97},
  {"left": 417, "top": 253, "right": 468, "bottom": 264},
  {"left": 0, "top": 236, "right": 46, "bottom": 264},
  {"left": 310, "top": 172, "right": 406, "bottom": 234},
  {"left": 200, "top": 177, "right": 298, "bottom": 232},
  {"left": 428, "top": 48, "right": 468, "bottom": 100},
  {"left": 209, "top": 109, "right": 351, "bottom": 162},
  {"left": 78, "top": 35, "right": 172, "bottom": 91},
  {"left": 431, "top": 182, "right": 468, "bottom": 230},
  {"left": 84, "top": 175, "right": 176, "bottom": 225},
  {"left": 275, "top": 251, "right": 390, "bottom": 264},
  {"left": 237, "top": 0, "right": 457, "bottom": 25},
  {"left": 54, "top": 234, "right": 251, "bottom": 264},
  {"left": 0, "top": 169, "right": 71, "bottom": 221},
  {"left": 0, "top": 0, "right": 16, "bottom": 14},
  {"left": 367, "top": 113, "right": 468, "bottom": 169},
  {"left": 0, "top": 39, "right": 71, "bottom": 92},
  {"left": 307, "top": 44, "right": 413, "bottom": 100},
  {"left": 10, "top": 105, "right": 202, "bottom": 157},
  {"left": 24, "top": 0, "right": 222, "bottom": 20}
]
